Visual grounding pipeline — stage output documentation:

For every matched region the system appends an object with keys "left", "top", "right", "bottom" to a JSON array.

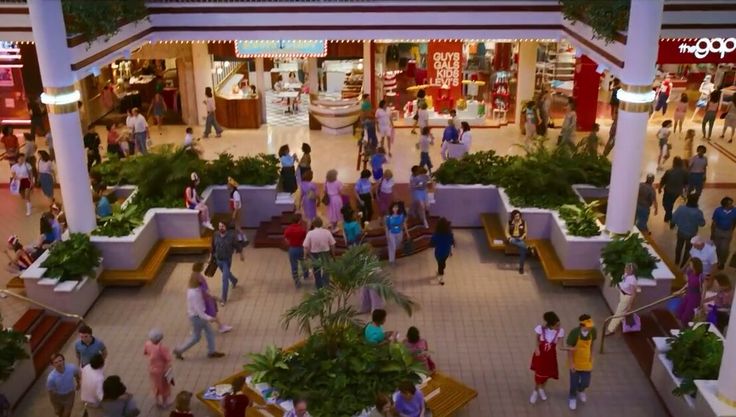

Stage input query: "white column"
[
  {"left": 28, "top": 0, "right": 95, "bottom": 233},
  {"left": 255, "top": 58, "right": 267, "bottom": 122},
  {"left": 191, "top": 42, "right": 212, "bottom": 127},
  {"left": 515, "top": 41, "right": 538, "bottom": 124},
  {"left": 363, "top": 40, "right": 373, "bottom": 100},
  {"left": 717, "top": 299, "right": 736, "bottom": 404},
  {"left": 604, "top": 0, "right": 663, "bottom": 234}
]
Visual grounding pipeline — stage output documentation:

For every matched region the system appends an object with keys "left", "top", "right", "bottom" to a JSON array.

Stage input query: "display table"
[
  {"left": 196, "top": 370, "right": 285, "bottom": 417},
  {"left": 215, "top": 74, "right": 263, "bottom": 129}
]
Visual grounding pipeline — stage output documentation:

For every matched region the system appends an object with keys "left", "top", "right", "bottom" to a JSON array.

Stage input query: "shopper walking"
[
  {"left": 677, "top": 257, "right": 704, "bottom": 324},
  {"left": 431, "top": 217, "right": 454, "bottom": 285},
  {"left": 506, "top": 210, "right": 529, "bottom": 274},
  {"left": 106, "top": 122, "right": 125, "bottom": 159},
  {"left": 46, "top": 353, "right": 80, "bottom": 417},
  {"left": 689, "top": 236, "right": 718, "bottom": 276},
  {"left": 1, "top": 125, "right": 19, "bottom": 166},
  {"left": 284, "top": 215, "right": 309, "bottom": 288},
  {"left": 211, "top": 221, "right": 239, "bottom": 305},
  {"left": 23, "top": 133, "right": 37, "bottom": 182},
  {"left": 635, "top": 174, "right": 658, "bottom": 234},
  {"left": 75, "top": 325, "right": 107, "bottom": 368},
  {"left": 143, "top": 328, "right": 174, "bottom": 408},
  {"left": 193, "top": 262, "right": 233, "bottom": 332},
  {"left": 674, "top": 93, "right": 688, "bottom": 135},
  {"left": 658, "top": 157, "right": 688, "bottom": 222},
  {"left": 203, "top": 87, "right": 223, "bottom": 138},
  {"left": 656, "top": 120, "right": 673, "bottom": 170},
  {"left": 605, "top": 263, "right": 640, "bottom": 335},
  {"left": 711, "top": 197, "right": 736, "bottom": 270},
  {"left": 538, "top": 87, "right": 553, "bottom": 133},
  {"left": 148, "top": 90, "right": 167, "bottom": 135},
  {"left": 720, "top": 98, "right": 736, "bottom": 143},
  {"left": 375, "top": 100, "right": 394, "bottom": 156},
  {"left": 228, "top": 177, "right": 246, "bottom": 259},
  {"left": 702, "top": 91, "right": 720, "bottom": 140},
  {"left": 559, "top": 99, "right": 577, "bottom": 147},
  {"left": 370, "top": 147, "right": 388, "bottom": 181},
  {"left": 324, "top": 169, "right": 344, "bottom": 232},
  {"left": 410, "top": 166, "right": 430, "bottom": 228},
  {"left": 688, "top": 145, "right": 708, "bottom": 196},
  {"left": 10, "top": 153, "right": 34, "bottom": 216},
  {"left": 459, "top": 121, "right": 473, "bottom": 151},
  {"left": 609, "top": 78, "right": 621, "bottom": 120},
  {"left": 375, "top": 169, "right": 395, "bottom": 217},
  {"left": 298, "top": 143, "right": 312, "bottom": 176},
  {"left": 524, "top": 100, "right": 540, "bottom": 142},
  {"left": 278, "top": 144, "right": 298, "bottom": 194},
  {"left": 99, "top": 376, "right": 141, "bottom": 417},
  {"left": 683, "top": 129, "right": 695, "bottom": 161},
  {"left": 417, "top": 126, "right": 434, "bottom": 174},
  {"left": 173, "top": 274, "right": 225, "bottom": 360},
  {"left": 671, "top": 194, "right": 706, "bottom": 267},
  {"left": 529, "top": 311, "right": 564, "bottom": 405},
  {"left": 299, "top": 170, "right": 318, "bottom": 230},
  {"left": 441, "top": 118, "right": 458, "bottom": 143},
  {"left": 654, "top": 74, "right": 673, "bottom": 116},
  {"left": 341, "top": 207, "right": 363, "bottom": 247},
  {"left": 83, "top": 124, "right": 102, "bottom": 171},
  {"left": 355, "top": 169, "right": 374, "bottom": 222},
  {"left": 80, "top": 353, "right": 105, "bottom": 416},
  {"left": 566, "top": 315, "right": 596, "bottom": 411},
  {"left": 131, "top": 107, "right": 149, "bottom": 154},
  {"left": 385, "top": 201, "right": 410, "bottom": 264},
  {"left": 303, "top": 217, "right": 335, "bottom": 289}
]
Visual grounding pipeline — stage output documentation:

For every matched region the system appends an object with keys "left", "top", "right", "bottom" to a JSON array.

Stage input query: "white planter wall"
[
  {"left": 202, "top": 185, "right": 294, "bottom": 228},
  {"left": 430, "top": 184, "right": 499, "bottom": 227},
  {"left": 91, "top": 214, "right": 159, "bottom": 270},
  {"left": 0, "top": 342, "right": 34, "bottom": 407}
]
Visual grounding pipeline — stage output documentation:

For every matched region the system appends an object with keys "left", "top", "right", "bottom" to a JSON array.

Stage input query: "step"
[
  {"left": 6, "top": 276, "right": 24, "bottom": 289},
  {"left": 32, "top": 320, "right": 78, "bottom": 375},
  {"left": 12, "top": 308, "right": 44, "bottom": 334},
  {"left": 650, "top": 308, "right": 682, "bottom": 334},
  {"left": 29, "top": 315, "right": 60, "bottom": 352},
  {"left": 622, "top": 312, "right": 668, "bottom": 376}
]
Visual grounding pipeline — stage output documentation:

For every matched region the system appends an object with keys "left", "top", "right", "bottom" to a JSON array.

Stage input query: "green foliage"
[
  {"left": 558, "top": 200, "right": 603, "bottom": 237},
  {"left": 0, "top": 313, "right": 30, "bottom": 382},
  {"left": 63, "top": 0, "right": 149, "bottom": 44},
  {"left": 666, "top": 324, "right": 723, "bottom": 397},
  {"left": 41, "top": 233, "right": 101, "bottom": 282},
  {"left": 245, "top": 245, "right": 422, "bottom": 416},
  {"left": 432, "top": 150, "right": 509, "bottom": 185},
  {"left": 559, "top": 0, "right": 630, "bottom": 44},
  {"left": 600, "top": 233, "right": 659, "bottom": 286},
  {"left": 93, "top": 204, "right": 143, "bottom": 237}
]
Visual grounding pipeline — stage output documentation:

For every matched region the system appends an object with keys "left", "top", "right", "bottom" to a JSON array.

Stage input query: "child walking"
[
  {"left": 673, "top": 93, "right": 688, "bottom": 135},
  {"left": 657, "top": 120, "right": 673, "bottom": 170},
  {"left": 417, "top": 126, "right": 435, "bottom": 174}
]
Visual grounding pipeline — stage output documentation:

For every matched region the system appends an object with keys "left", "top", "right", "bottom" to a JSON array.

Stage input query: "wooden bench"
[
  {"left": 480, "top": 213, "right": 508, "bottom": 251},
  {"left": 98, "top": 237, "right": 210, "bottom": 286}
]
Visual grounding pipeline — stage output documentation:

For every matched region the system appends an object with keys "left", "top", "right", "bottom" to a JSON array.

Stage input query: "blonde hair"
[
  {"left": 684, "top": 129, "right": 696, "bottom": 140},
  {"left": 326, "top": 169, "right": 338, "bottom": 182},
  {"left": 383, "top": 169, "right": 394, "bottom": 180}
]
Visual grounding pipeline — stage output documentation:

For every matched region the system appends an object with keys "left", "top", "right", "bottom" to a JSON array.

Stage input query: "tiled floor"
[{"left": 3, "top": 104, "right": 736, "bottom": 416}]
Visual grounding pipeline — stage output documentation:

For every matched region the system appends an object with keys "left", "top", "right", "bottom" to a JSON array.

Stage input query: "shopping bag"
[
  {"left": 9, "top": 178, "right": 19, "bottom": 195},
  {"left": 622, "top": 313, "right": 641, "bottom": 333}
]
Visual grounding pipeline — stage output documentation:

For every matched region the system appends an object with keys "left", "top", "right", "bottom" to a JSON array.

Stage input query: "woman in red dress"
[{"left": 529, "top": 311, "right": 564, "bottom": 404}]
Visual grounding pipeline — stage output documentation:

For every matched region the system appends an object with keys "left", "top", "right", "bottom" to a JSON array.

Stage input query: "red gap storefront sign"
[
  {"left": 658, "top": 38, "right": 736, "bottom": 64},
  {"left": 427, "top": 41, "right": 464, "bottom": 102}
]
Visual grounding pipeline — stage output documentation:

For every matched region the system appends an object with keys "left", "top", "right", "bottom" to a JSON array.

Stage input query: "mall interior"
[{"left": 1, "top": 1, "right": 736, "bottom": 417}]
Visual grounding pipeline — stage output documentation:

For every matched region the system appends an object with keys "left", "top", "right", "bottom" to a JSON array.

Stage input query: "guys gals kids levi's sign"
[
  {"left": 427, "top": 41, "right": 463, "bottom": 99},
  {"left": 658, "top": 38, "right": 736, "bottom": 64}
]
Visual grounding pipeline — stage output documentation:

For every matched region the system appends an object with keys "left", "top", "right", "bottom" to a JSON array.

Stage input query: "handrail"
[
  {"left": 599, "top": 286, "right": 686, "bottom": 354},
  {"left": 0, "top": 289, "right": 86, "bottom": 325}
]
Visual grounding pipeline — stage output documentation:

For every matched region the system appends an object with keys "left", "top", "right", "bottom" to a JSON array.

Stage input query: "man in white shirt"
[
  {"left": 131, "top": 107, "right": 149, "bottom": 155},
  {"left": 441, "top": 139, "right": 468, "bottom": 161},
  {"left": 172, "top": 275, "right": 225, "bottom": 360},
  {"left": 303, "top": 217, "right": 335, "bottom": 289},
  {"left": 689, "top": 236, "right": 718, "bottom": 275},
  {"left": 80, "top": 353, "right": 104, "bottom": 415}
]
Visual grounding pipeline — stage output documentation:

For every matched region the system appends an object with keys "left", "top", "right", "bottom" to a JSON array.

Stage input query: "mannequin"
[{"left": 691, "top": 75, "right": 715, "bottom": 122}]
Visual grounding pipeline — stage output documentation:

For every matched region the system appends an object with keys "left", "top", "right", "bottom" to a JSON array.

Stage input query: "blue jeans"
[
  {"left": 216, "top": 258, "right": 238, "bottom": 302},
  {"left": 419, "top": 151, "right": 433, "bottom": 171},
  {"left": 288, "top": 246, "right": 308, "bottom": 282},
  {"left": 635, "top": 205, "right": 651, "bottom": 233},
  {"left": 204, "top": 112, "right": 223, "bottom": 137},
  {"left": 177, "top": 316, "right": 216, "bottom": 355},
  {"left": 569, "top": 370, "right": 592, "bottom": 399},
  {"left": 662, "top": 192, "right": 679, "bottom": 222},
  {"left": 310, "top": 252, "right": 330, "bottom": 289},
  {"left": 688, "top": 172, "right": 704, "bottom": 195},
  {"left": 508, "top": 237, "right": 527, "bottom": 268},
  {"left": 133, "top": 132, "right": 147, "bottom": 155}
]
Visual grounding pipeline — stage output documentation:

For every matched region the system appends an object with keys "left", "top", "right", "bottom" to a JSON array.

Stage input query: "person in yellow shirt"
[{"left": 566, "top": 314, "right": 596, "bottom": 410}]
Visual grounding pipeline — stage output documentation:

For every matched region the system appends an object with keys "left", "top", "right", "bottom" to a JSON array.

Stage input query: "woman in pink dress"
[
  {"left": 403, "top": 326, "right": 436, "bottom": 374},
  {"left": 376, "top": 169, "right": 395, "bottom": 216},
  {"left": 300, "top": 169, "right": 318, "bottom": 230},
  {"left": 324, "top": 169, "right": 344, "bottom": 231},
  {"left": 143, "top": 328, "right": 173, "bottom": 408}
]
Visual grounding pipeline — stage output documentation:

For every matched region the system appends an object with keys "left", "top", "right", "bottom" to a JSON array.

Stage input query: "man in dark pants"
[
  {"left": 671, "top": 194, "right": 706, "bottom": 267},
  {"left": 658, "top": 156, "right": 688, "bottom": 222},
  {"left": 83, "top": 124, "right": 101, "bottom": 171},
  {"left": 711, "top": 197, "right": 736, "bottom": 270},
  {"left": 211, "top": 221, "right": 239, "bottom": 306}
]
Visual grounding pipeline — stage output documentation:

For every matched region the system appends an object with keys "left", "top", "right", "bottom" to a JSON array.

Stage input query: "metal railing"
[
  {"left": 0, "top": 289, "right": 86, "bottom": 325},
  {"left": 599, "top": 286, "right": 686, "bottom": 354}
]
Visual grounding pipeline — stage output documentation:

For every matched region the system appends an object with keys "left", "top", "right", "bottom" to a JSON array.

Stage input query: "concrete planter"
[
  {"left": 20, "top": 252, "right": 104, "bottom": 317},
  {"left": 0, "top": 341, "right": 33, "bottom": 407},
  {"left": 599, "top": 237, "right": 675, "bottom": 314},
  {"left": 651, "top": 324, "right": 724, "bottom": 417},
  {"left": 430, "top": 184, "right": 499, "bottom": 227},
  {"left": 202, "top": 185, "right": 294, "bottom": 228}
]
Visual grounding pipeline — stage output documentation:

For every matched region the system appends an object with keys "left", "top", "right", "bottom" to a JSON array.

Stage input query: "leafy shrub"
[
  {"left": 93, "top": 205, "right": 143, "bottom": 237},
  {"left": 560, "top": 0, "right": 630, "bottom": 44},
  {"left": 63, "top": 0, "right": 148, "bottom": 43},
  {"left": 558, "top": 201, "right": 603, "bottom": 237},
  {"left": 432, "top": 150, "right": 509, "bottom": 185},
  {"left": 41, "top": 233, "right": 102, "bottom": 282},
  {"left": 0, "top": 313, "right": 29, "bottom": 382},
  {"left": 600, "top": 233, "right": 659, "bottom": 286},
  {"left": 666, "top": 324, "right": 723, "bottom": 397}
]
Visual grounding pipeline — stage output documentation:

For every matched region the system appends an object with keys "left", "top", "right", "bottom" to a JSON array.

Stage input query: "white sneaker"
[
  {"left": 569, "top": 398, "right": 577, "bottom": 410},
  {"left": 219, "top": 325, "right": 233, "bottom": 334},
  {"left": 578, "top": 392, "right": 587, "bottom": 403},
  {"left": 538, "top": 388, "right": 547, "bottom": 401},
  {"left": 202, "top": 221, "right": 214, "bottom": 230},
  {"left": 529, "top": 390, "right": 538, "bottom": 404}
]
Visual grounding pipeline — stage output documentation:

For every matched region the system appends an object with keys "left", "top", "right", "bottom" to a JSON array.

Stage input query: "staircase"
[
  {"left": 12, "top": 308, "right": 79, "bottom": 375},
  {"left": 254, "top": 211, "right": 439, "bottom": 260},
  {"left": 618, "top": 308, "right": 683, "bottom": 376}
]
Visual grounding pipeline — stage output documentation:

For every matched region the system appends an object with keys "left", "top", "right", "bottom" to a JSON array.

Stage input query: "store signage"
[
  {"left": 658, "top": 38, "right": 736, "bottom": 64},
  {"left": 235, "top": 40, "right": 327, "bottom": 58},
  {"left": 427, "top": 41, "right": 463, "bottom": 99}
]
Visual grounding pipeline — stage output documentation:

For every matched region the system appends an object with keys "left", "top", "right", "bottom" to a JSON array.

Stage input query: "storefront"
[{"left": 0, "top": 41, "right": 43, "bottom": 130}]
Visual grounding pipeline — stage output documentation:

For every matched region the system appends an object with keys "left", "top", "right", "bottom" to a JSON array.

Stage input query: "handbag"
[
  {"left": 321, "top": 193, "right": 330, "bottom": 205},
  {"left": 164, "top": 367, "right": 175, "bottom": 386},
  {"left": 622, "top": 313, "right": 641, "bottom": 333},
  {"left": 204, "top": 257, "right": 218, "bottom": 277},
  {"left": 9, "top": 178, "right": 19, "bottom": 195}
]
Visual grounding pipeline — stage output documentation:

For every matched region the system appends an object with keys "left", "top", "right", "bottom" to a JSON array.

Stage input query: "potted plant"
[
  {"left": 93, "top": 204, "right": 143, "bottom": 237},
  {"left": 666, "top": 324, "right": 723, "bottom": 397},
  {"left": 0, "top": 313, "right": 29, "bottom": 382},
  {"left": 41, "top": 233, "right": 102, "bottom": 282},
  {"left": 559, "top": 0, "right": 630, "bottom": 44},
  {"left": 600, "top": 233, "right": 659, "bottom": 286},
  {"left": 558, "top": 201, "right": 603, "bottom": 237},
  {"left": 245, "top": 245, "right": 424, "bottom": 417}
]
